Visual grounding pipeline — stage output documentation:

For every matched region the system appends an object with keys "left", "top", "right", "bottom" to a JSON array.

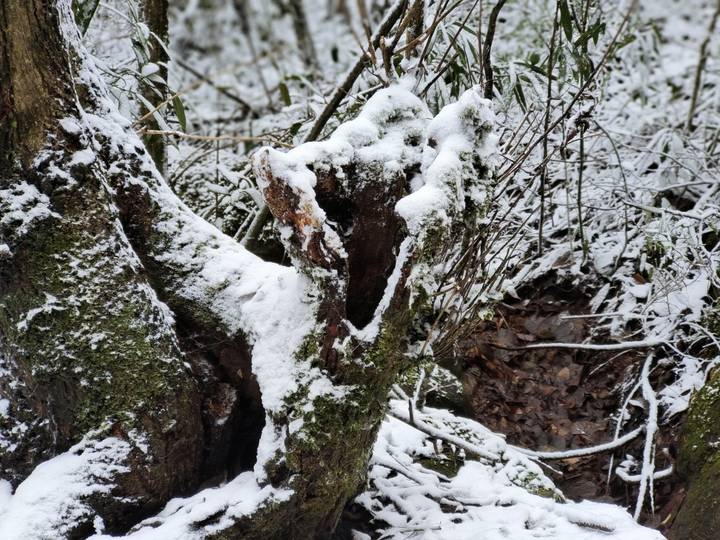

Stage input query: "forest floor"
[{"left": 457, "top": 275, "right": 684, "bottom": 534}]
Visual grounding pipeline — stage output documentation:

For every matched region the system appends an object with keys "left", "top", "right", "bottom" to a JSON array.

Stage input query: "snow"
[
  {"left": 90, "top": 472, "right": 291, "bottom": 540},
  {"left": 0, "top": 182, "right": 59, "bottom": 249},
  {"left": 254, "top": 85, "right": 431, "bottom": 274},
  {"left": 137, "top": 174, "right": 348, "bottom": 452},
  {"left": 361, "top": 411, "right": 664, "bottom": 540},
  {"left": 0, "top": 437, "right": 131, "bottom": 540},
  {"left": 15, "top": 293, "right": 64, "bottom": 332},
  {"left": 396, "top": 87, "right": 496, "bottom": 234},
  {"left": 69, "top": 148, "right": 97, "bottom": 167}
]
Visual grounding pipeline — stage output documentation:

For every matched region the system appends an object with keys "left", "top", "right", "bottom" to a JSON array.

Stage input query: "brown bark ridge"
[
  {"left": 0, "top": 0, "right": 70, "bottom": 171},
  {"left": 0, "top": 1, "right": 497, "bottom": 537}
]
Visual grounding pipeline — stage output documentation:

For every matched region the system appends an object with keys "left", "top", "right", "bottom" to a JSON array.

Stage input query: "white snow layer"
[
  {"left": 90, "top": 473, "right": 291, "bottom": 540},
  {"left": 0, "top": 437, "right": 130, "bottom": 540},
  {"left": 362, "top": 407, "right": 664, "bottom": 540}
]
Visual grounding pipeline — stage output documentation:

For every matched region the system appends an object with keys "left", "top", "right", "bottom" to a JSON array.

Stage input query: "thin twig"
[
  {"left": 485, "top": 338, "right": 665, "bottom": 351},
  {"left": 511, "top": 425, "right": 644, "bottom": 460},
  {"left": 538, "top": 1, "right": 560, "bottom": 255},
  {"left": 140, "top": 129, "right": 291, "bottom": 147},
  {"left": 175, "top": 58, "right": 254, "bottom": 114}
]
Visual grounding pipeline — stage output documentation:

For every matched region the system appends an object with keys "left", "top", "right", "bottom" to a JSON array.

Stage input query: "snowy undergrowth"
[
  {"left": 359, "top": 409, "right": 662, "bottom": 540},
  {"left": 501, "top": 0, "right": 720, "bottom": 413},
  {"left": 414, "top": 0, "right": 720, "bottom": 521}
]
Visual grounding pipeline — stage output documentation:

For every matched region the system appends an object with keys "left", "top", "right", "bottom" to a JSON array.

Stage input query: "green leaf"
[
  {"left": 592, "top": 22, "right": 607, "bottom": 45},
  {"left": 72, "top": 0, "right": 101, "bottom": 36},
  {"left": 279, "top": 82, "right": 291, "bottom": 107},
  {"left": 513, "top": 81, "right": 528, "bottom": 112},
  {"left": 288, "top": 122, "right": 302, "bottom": 138},
  {"left": 574, "top": 29, "right": 593, "bottom": 50},
  {"left": 173, "top": 96, "right": 187, "bottom": 133},
  {"left": 516, "top": 61, "right": 558, "bottom": 80},
  {"left": 559, "top": 0, "right": 573, "bottom": 42},
  {"left": 614, "top": 33, "right": 637, "bottom": 52}
]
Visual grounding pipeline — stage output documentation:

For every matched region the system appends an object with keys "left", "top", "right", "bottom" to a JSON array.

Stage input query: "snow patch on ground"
[{"left": 360, "top": 409, "right": 664, "bottom": 540}]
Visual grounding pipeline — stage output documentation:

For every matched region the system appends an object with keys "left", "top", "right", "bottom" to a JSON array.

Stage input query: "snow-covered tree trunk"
[
  {"left": 670, "top": 368, "right": 720, "bottom": 540},
  {"left": 0, "top": 1, "right": 495, "bottom": 538},
  {"left": 0, "top": 1, "right": 204, "bottom": 534}
]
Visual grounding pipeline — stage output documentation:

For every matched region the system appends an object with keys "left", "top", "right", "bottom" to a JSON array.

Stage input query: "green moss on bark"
[
  {"left": 0, "top": 155, "right": 203, "bottom": 528},
  {"left": 671, "top": 368, "right": 720, "bottom": 539},
  {"left": 1, "top": 176, "right": 195, "bottom": 439}
]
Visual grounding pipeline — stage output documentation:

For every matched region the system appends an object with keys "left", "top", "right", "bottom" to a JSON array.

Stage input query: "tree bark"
[
  {"left": 1, "top": 1, "right": 203, "bottom": 533},
  {"left": 266, "top": 0, "right": 318, "bottom": 69},
  {"left": 0, "top": 1, "right": 496, "bottom": 537},
  {"left": 669, "top": 367, "right": 720, "bottom": 540}
]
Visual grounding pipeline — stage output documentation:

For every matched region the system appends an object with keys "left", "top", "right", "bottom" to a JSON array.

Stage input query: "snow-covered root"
[
  {"left": 0, "top": 437, "right": 131, "bottom": 540},
  {"left": 89, "top": 473, "right": 291, "bottom": 540}
]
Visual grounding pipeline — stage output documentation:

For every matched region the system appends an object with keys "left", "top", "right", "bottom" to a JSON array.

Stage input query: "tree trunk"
[
  {"left": 287, "top": 0, "right": 318, "bottom": 69},
  {"left": 0, "top": 1, "right": 203, "bottom": 534},
  {"left": 405, "top": 0, "right": 424, "bottom": 59},
  {"left": 262, "top": 0, "right": 318, "bottom": 70},
  {"left": 669, "top": 367, "right": 720, "bottom": 540},
  {"left": 0, "top": 1, "right": 496, "bottom": 537}
]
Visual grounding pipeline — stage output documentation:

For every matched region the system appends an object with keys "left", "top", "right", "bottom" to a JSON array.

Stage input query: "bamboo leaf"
[
  {"left": 72, "top": 0, "right": 101, "bottom": 36},
  {"left": 279, "top": 82, "right": 291, "bottom": 106},
  {"left": 513, "top": 81, "right": 528, "bottom": 112},
  {"left": 559, "top": 0, "right": 573, "bottom": 42},
  {"left": 173, "top": 96, "right": 187, "bottom": 133}
]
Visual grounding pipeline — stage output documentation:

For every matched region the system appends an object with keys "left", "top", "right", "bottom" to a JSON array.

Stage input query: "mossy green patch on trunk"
[
  {"left": 671, "top": 368, "right": 720, "bottom": 539},
  {"left": 1, "top": 174, "right": 194, "bottom": 440},
  {"left": 0, "top": 152, "right": 203, "bottom": 529}
]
